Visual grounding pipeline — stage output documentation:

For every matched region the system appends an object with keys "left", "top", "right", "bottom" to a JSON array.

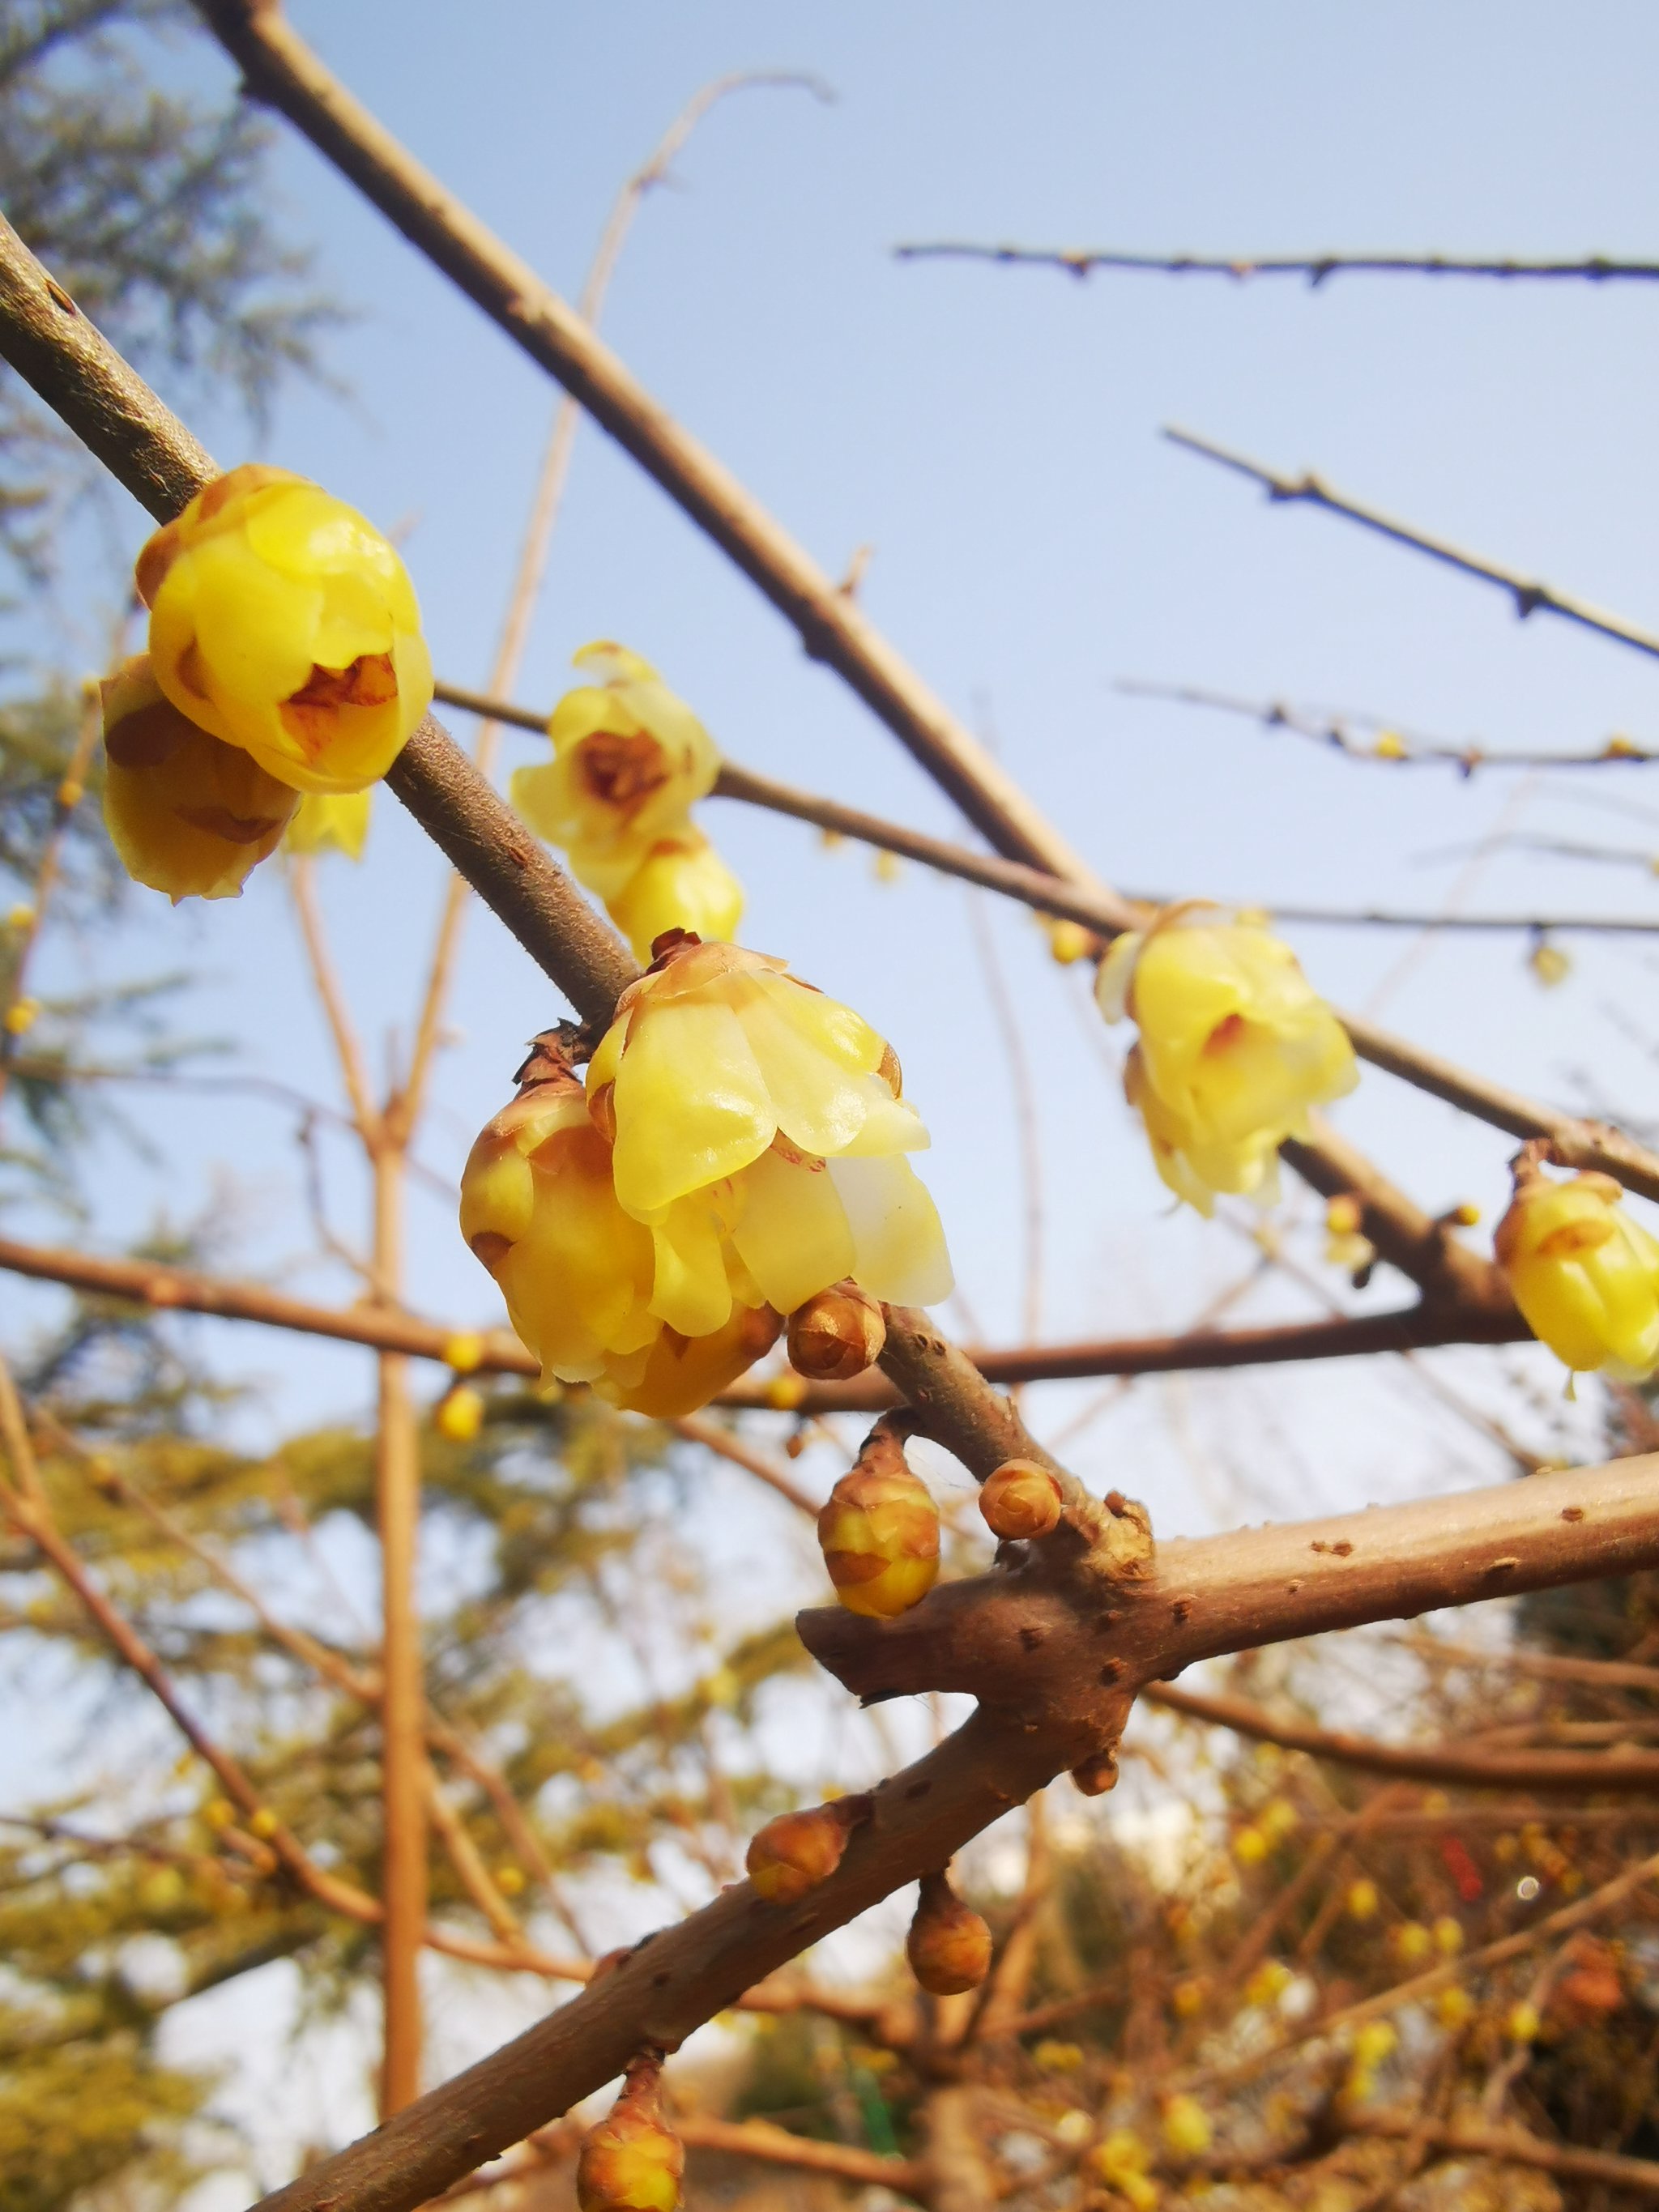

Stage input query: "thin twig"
[
  {"left": 1120, "top": 676, "right": 1659, "bottom": 773},
  {"left": 0, "top": 1232, "right": 1534, "bottom": 1396},
  {"left": 1144, "top": 1677, "right": 1659, "bottom": 1792},
  {"left": 896, "top": 241, "right": 1659, "bottom": 286},
  {"left": 1166, "top": 423, "right": 1659, "bottom": 663}
]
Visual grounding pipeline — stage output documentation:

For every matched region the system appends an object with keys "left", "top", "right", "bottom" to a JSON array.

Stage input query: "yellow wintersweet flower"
[
  {"left": 101, "top": 654, "right": 296, "bottom": 902},
  {"left": 284, "top": 791, "right": 372, "bottom": 860},
  {"left": 607, "top": 829, "right": 744, "bottom": 963},
  {"left": 1495, "top": 1165, "right": 1659, "bottom": 1379},
  {"left": 1124, "top": 1044, "right": 1277, "bottom": 1217},
  {"left": 459, "top": 1058, "right": 778, "bottom": 1414},
  {"left": 1099, "top": 910, "right": 1357, "bottom": 1214},
  {"left": 587, "top": 934, "right": 952, "bottom": 1318},
  {"left": 138, "top": 464, "right": 432, "bottom": 795},
  {"left": 511, "top": 643, "right": 720, "bottom": 901}
]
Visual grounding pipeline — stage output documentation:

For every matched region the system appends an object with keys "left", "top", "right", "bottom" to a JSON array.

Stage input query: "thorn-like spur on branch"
[
  {"left": 896, "top": 241, "right": 1659, "bottom": 287},
  {"left": 0, "top": 1235, "right": 1533, "bottom": 1404},
  {"left": 192, "top": 0, "right": 1107, "bottom": 893},
  {"left": 1121, "top": 676, "right": 1659, "bottom": 774},
  {"left": 245, "top": 1452, "right": 1659, "bottom": 2212},
  {"left": 1166, "top": 424, "right": 1659, "bottom": 664},
  {"left": 1144, "top": 1678, "right": 1659, "bottom": 1793},
  {"left": 431, "top": 680, "right": 1659, "bottom": 1215}
]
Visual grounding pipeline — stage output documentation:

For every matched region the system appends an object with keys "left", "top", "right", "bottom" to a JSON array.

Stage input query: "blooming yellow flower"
[
  {"left": 1495, "top": 1166, "right": 1659, "bottom": 1379},
  {"left": 138, "top": 464, "right": 432, "bottom": 795},
  {"left": 1099, "top": 912, "right": 1357, "bottom": 1214},
  {"left": 606, "top": 829, "right": 743, "bottom": 963},
  {"left": 511, "top": 643, "right": 721, "bottom": 901},
  {"left": 459, "top": 1060, "right": 778, "bottom": 1414},
  {"left": 587, "top": 935, "right": 952, "bottom": 1317},
  {"left": 284, "top": 791, "right": 372, "bottom": 859},
  {"left": 101, "top": 654, "right": 296, "bottom": 902}
]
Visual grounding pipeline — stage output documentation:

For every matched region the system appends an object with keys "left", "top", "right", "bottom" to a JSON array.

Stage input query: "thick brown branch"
[{"left": 242, "top": 1451, "right": 1659, "bottom": 2212}]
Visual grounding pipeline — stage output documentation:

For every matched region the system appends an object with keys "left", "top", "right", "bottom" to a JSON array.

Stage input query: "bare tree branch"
[
  {"left": 896, "top": 241, "right": 1659, "bottom": 287},
  {"left": 1166, "top": 423, "right": 1659, "bottom": 662}
]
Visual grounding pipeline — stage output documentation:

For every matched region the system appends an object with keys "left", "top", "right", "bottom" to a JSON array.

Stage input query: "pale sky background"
[{"left": 9, "top": 0, "right": 1659, "bottom": 2184}]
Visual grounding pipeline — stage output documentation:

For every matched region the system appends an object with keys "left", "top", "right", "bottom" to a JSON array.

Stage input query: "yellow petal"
[
  {"left": 828, "top": 1154, "right": 953, "bottom": 1305},
  {"left": 611, "top": 996, "right": 774, "bottom": 1215},
  {"left": 730, "top": 1147, "right": 855, "bottom": 1315}
]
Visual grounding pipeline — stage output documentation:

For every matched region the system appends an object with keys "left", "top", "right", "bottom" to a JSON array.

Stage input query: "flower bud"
[
  {"left": 906, "top": 1869, "right": 991, "bottom": 1996},
  {"left": 817, "top": 1426, "right": 939, "bottom": 1618},
  {"left": 577, "top": 2060, "right": 684, "bottom": 2212},
  {"left": 787, "top": 1280, "right": 886, "bottom": 1380},
  {"left": 138, "top": 464, "right": 432, "bottom": 795},
  {"left": 1044, "top": 918, "right": 1094, "bottom": 966},
  {"left": 284, "top": 791, "right": 372, "bottom": 859},
  {"left": 1495, "top": 1162, "right": 1659, "bottom": 1379},
  {"left": 746, "top": 1801, "right": 855, "bottom": 1903},
  {"left": 435, "top": 1385, "right": 484, "bottom": 1443},
  {"left": 1529, "top": 938, "right": 1571, "bottom": 989},
  {"left": 607, "top": 830, "right": 744, "bottom": 964},
  {"left": 979, "top": 1458, "right": 1063, "bottom": 1541},
  {"left": 101, "top": 654, "right": 297, "bottom": 901},
  {"left": 1070, "top": 1748, "right": 1120, "bottom": 1797}
]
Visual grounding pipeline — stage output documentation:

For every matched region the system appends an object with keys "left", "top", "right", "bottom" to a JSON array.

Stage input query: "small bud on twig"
[
  {"left": 817, "top": 1423, "right": 939, "bottom": 1618},
  {"left": 906, "top": 1868, "right": 992, "bottom": 1995},
  {"left": 577, "top": 2055, "right": 684, "bottom": 2212},
  {"left": 745, "top": 1794, "right": 868, "bottom": 1903},
  {"left": 787, "top": 1279, "right": 886, "bottom": 1380},
  {"left": 979, "top": 1457, "right": 1064, "bottom": 1541}
]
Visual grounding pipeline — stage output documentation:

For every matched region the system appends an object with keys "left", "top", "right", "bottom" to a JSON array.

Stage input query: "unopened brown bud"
[
  {"left": 1071, "top": 1748, "right": 1120, "bottom": 1797},
  {"left": 577, "top": 2059, "right": 684, "bottom": 2212},
  {"left": 747, "top": 1798, "right": 860, "bottom": 1903},
  {"left": 817, "top": 1425, "right": 939, "bottom": 1619},
  {"left": 979, "top": 1458, "right": 1064, "bottom": 1541},
  {"left": 906, "top": 1869, "right": 992, "bottom": 1996},
  {"left": 787, "top": 1279, "right": 886, "bottom": 1380}
]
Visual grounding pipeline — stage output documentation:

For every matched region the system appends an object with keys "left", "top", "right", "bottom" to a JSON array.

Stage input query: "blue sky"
[{"left": 15, "top": 0, "right": 1659, "bottom": 1536}]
